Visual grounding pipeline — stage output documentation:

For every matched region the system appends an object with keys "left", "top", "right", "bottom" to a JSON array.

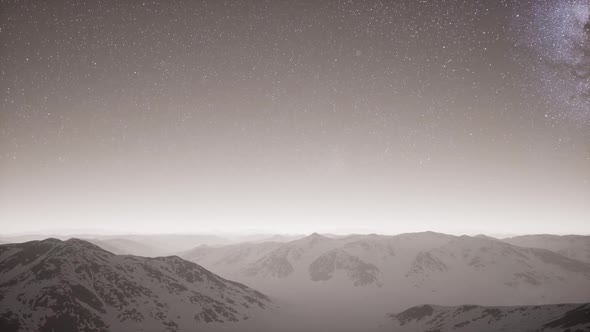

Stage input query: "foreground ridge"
[
  {"left": 383, "top": 303, "right": 590, "bottom": 332},
  {"left": 0, "top": 238, "right": 274, "bottom": 332}
]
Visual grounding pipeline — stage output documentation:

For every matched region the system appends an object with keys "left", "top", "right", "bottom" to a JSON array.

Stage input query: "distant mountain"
[
  {"left": 0, "top": 238, "right": 274, "bottom": 332},
  {"left": 0, "top": 234, "right": 233, "bottom": 255},
  {"left": 247, "top": 234, "right": 306, "bottom": 243},
  {"left": 85, "top": 238, "right": 165, "bottom": 257},
  {"left": 182, "top": 232, "right": 590, "bottom": 313},
  {"left": 382, "top": 303, "right": 590, "bottom": 332},
  {"left": 116, "top": 234, "right": 232, "bottom": 254},
  {"left": 403, "top": 235, "right": 590, "bottom": 304},
  {"left": 503, "top": 234, "right": 590, "bottom": 264}
]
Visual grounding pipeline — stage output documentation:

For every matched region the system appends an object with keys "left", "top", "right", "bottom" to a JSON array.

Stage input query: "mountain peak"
[
  {"left": 454, "top": 234, "right": 503, "bottom": 245},
  {"left": 34, "top": 237, "right": 107, "bottom": 252},
  {"left": 64, "top": 237, "right": 106, "bottom": 249},
  {"left": 42, "top": 237, "right": 62, "bottom": 243},
  {"left": 0, "top": 238, "right": 274, "bottom": 331},
  {"left": 398, "top": 231, "right": 454, "bottom": 237},
  {"left": 299, "top": 232, "right": 331, "bottom": 244}
]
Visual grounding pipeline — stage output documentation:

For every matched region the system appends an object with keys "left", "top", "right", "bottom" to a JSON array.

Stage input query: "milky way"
[{"left": 512, "top": 0, "right": 590, "bottom": 123}]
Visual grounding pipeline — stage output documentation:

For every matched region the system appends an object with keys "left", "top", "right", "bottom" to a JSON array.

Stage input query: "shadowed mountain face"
[
  {"left": 0, "top": 239, "right": 274, "bottom": 332},
  {"left": 382, "top": 303, "right": 590, "bottom": 332}
]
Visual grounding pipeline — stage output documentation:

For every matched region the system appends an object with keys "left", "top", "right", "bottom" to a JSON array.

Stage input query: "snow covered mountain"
[
  {"left": 2, "top": 234, "right": 589, "bottom": 332},
  {"left": 0, "top": 238, "right": 274, "bottom": 332},
  {"left": 403, "top": 235, "right": 590, "bottom": 305},
  {"left": 381, "top": 303, "right": 590, "bottom": 332},
  {"left": 181, "top": 232, "right": 590, "bottom": 313},
  {"left": 503, "top": 234, "right": 590, "bottom": 264}
]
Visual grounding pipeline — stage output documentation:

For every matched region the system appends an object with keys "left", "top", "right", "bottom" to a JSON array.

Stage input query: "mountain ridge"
[
  {"left": 0, "top": 238, "right": 274, "bottom": 332},
  {"left": 382, "top": 303, "right": 590, "bottom": 332},
  {"left": 181, "top": 232, "right": 590, "bottom": 314}
]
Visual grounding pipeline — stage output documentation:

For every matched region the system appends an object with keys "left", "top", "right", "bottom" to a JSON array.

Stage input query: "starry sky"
[{"left": 1, "top": 0, "right": 589, "bottom": 235}]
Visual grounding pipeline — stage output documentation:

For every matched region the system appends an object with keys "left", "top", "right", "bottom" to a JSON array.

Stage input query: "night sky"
[{"left": 1, "top": 0, "right": 589, "bottom": 235}]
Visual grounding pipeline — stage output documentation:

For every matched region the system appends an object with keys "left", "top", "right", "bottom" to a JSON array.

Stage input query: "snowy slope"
[
  {"left": 0, "top": 238, "right": 274, "bottom": 332},
  {"left": 381, "top": 303, "right": 590, "bottom": 332},
  {"left": 403, "top": 235, "right": 590, "bottom": 306},
  {"left": 503, "top": 234, "right": 590, "bottom": 264}
]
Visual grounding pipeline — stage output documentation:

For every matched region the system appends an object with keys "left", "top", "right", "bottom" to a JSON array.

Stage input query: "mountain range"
[
  {"left": 181, "top": 232, "right": 590, "bottom": 317},
  {"left": 1, "top": 232, "right": 589, "bottom": 331},
  {"left": 0, "top": 233, "right": 305, "bottom": 257}
]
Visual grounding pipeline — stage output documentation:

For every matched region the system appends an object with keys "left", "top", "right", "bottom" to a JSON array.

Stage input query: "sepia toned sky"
[{"left": 1, "top": 0, "right": 589, "bottom": 235}]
